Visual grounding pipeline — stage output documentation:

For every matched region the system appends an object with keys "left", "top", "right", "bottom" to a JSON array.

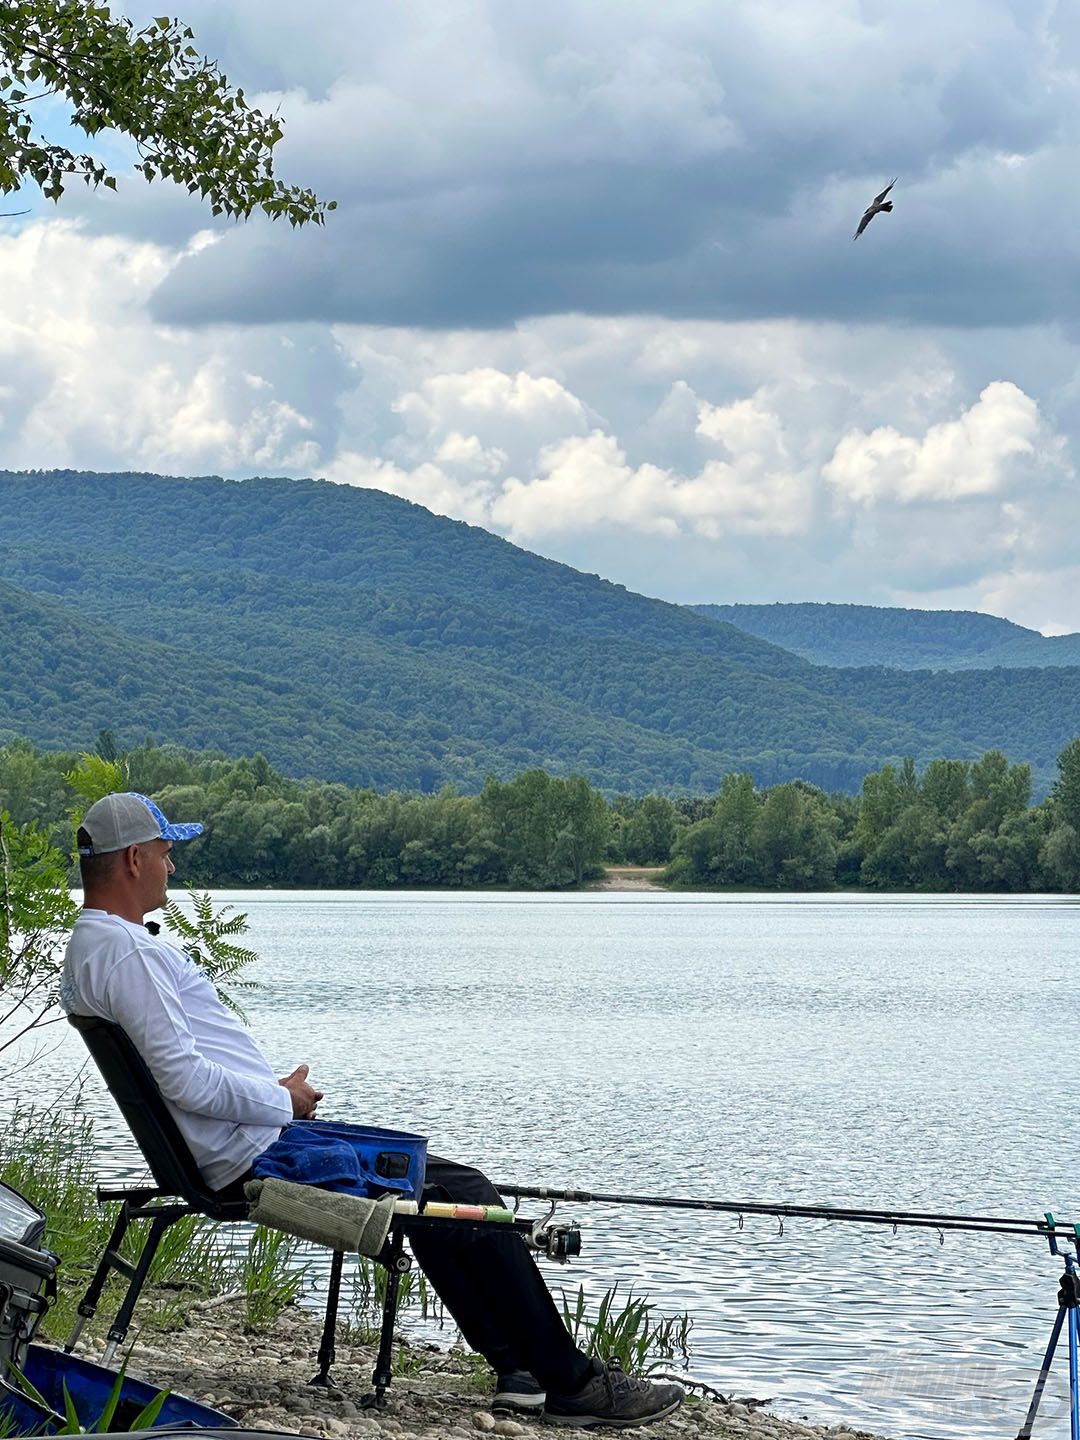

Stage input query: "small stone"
[
  {"left": 472, "top": 1412, "right": 497, "bottom": 1433},
  {"left": 493, "top": 1423, "right": 525, "bottom": 1437}
]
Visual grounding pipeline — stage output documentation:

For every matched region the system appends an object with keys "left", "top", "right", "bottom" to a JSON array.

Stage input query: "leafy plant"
[
  {"left": 161, "top": 891, "right": 259, "bottom": 1019},
  {"left": 4, "top": 1355, "right": 169, "bottom": 1433},
  {"left": 62, "top": 757, "right": 127, "bottom": 828},
  {"left": 391, "top": 1344, "right": 425, "bottom": 1378},
  {"left": 559, "top": 1283, "right": 693, "bottom": 1376},
  {"left": 0, "top": 812, "right": 78, "bottom": 1066},
  {"left": 236, "top": 1225, "right": 309, "bottom": 1331},
  {"left": 0, "top": 2, "right": 333, "bottom": 224}
]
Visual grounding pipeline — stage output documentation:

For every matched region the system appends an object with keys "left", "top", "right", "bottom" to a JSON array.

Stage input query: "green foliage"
[
  {"left": 1043, "top": 739, "right": 1080, "bottom": 889},
  {"left": 0, "top": 1100, "right": 112, "bottom": 1341},
  {"left": 162, "top": 891, "right": 259, "bottom": 1019},
  {"left": 559, "top": 1283, "right": 692, "bottom": 1376},
  {"left": 1052, "top": 738, "right": 1080, "bottom": 834},
  {"left": 0, "top": 2, "right": 333, "bottom": 224},
  {"left": 0, "top": 811, "right": 78, "bottom": 1062},
  {"left": 480, "top": 770, "right": 609, "bottom": 887},
  {"left": 237, "top": 1225, "right": 308, "bottom": 1330},
  {"left": 4, "top": 470, "right": 1080, "bottom": 796},
  {"left": 63, "top": 754, "right": 127, "bottom": 826},
  {"left": 7, "top": 734, "right": 1080, "bottom": 893},
  {"left": 696, "top": 601, "right": 1080, "bottom": 671},
  {"left": 5, "top": 1353, "right": 170, "bottom": 1432},
  {"left": 621, "top": 794, "right": 678, "bottom": 865},
  {"left": 0, "top": 1099, "right": 102, "bottom": 1252}
]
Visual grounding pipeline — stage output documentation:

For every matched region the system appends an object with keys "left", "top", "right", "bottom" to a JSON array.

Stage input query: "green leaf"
[
  {"left": 62, "top": 1378, "right": 81, "bottom": 1432},
  {"left": 2, "top": 1355, "right": 53, "bottom": 1415},
  {"left": 129, "top": 1387, "right": 171, "bottom": 1430},
  {"left": 93, "top": 1361, "right": 127, "bottom": 1433}
]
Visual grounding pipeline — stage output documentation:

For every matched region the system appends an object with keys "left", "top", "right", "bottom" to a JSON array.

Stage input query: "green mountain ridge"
[
  {"left": 695, "top": 601, "right": 1080, "bottom": 670},
  {"left": 3, "top": 470, "right": 1080, "bottom": 795}
]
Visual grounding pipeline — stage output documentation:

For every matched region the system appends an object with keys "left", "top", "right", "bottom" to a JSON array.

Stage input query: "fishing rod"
[
  {"left": 494, "top": 1182, "right": 1080, "bottom": 1436},
  {"left": 496, "top": 1182, "right": 1080, "bottom": 1242}
]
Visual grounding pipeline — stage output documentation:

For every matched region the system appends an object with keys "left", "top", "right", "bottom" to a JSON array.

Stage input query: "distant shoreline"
[{"left": 589, "top": 865, "right": 668, "bottom": 891}]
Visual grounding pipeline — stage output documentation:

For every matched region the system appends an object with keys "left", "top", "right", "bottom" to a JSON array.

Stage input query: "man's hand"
[{"left": 279, "top": 1064, "right": 324, "bottom": 1120}]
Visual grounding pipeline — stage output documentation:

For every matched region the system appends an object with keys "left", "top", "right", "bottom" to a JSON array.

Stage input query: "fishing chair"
[
  {"left": 66, "top": 1014, "right": 581, "bottom": 1407},
  {"left": 64, "top": 1012, "right": 360, "bottom": 1392}
]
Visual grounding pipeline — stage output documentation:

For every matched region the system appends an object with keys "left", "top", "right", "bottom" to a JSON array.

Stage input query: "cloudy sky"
[{"left": 3, "top": 0, "right": 1080, "bottom": 629}]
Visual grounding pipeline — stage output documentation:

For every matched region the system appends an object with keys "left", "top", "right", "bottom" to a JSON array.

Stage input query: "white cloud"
[
  {"left": 822, "top": 382, "right": 1051, "bottom": 505},
  {"left": 3, "top": 215, "right": 1080, "bottom": 623},
  {"left": 322, "top": 451, "right": 494, "bottom": 526},
  {"left": 0, "top": 222, "right": 328, "bottom": 474},
  {"left": 491, "top": 411, "right": 813, "bottom": 543},
  {"left": 978, "top": 566, "right": 1080, "bottom": 636},
  {"left": 392, "top": 369, "right": 589, "bottom": 465}
]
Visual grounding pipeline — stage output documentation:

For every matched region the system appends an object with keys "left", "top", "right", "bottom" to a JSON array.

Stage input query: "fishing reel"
[
  {"left": 529, "top": 1220, "right": 581, "bottom": 1261},
  {"left": 524, "top": 1200, "right": 582, "bottom": 1262}
]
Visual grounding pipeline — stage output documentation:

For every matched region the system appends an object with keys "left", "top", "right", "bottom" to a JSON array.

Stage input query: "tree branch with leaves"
[{"left": 0, "top": 1, "right": 335, "bottom": 224}]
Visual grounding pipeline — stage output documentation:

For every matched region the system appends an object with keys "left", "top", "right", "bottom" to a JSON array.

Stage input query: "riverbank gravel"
[{"left": 84, "top": 1300, "right": 892, "bottom": 1440}]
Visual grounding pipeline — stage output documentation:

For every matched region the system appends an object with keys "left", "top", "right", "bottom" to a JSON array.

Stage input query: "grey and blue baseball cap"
[{"left": 77, "top": 792, "right": 204, "bottom": 856}]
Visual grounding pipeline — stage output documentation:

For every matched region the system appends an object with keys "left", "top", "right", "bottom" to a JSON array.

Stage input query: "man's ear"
[{"left": 120, "top": 844, "right": 142, "bottom": 878}]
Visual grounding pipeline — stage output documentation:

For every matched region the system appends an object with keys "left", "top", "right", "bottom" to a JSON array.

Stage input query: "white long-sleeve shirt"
[{"left": 61, "top": 909, "right": 291, "bottom": 1190}]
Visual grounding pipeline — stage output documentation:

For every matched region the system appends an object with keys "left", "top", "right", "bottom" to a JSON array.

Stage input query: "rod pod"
[{"left": 1017, "top": 1215, "right": 1080, "bottom": 1440}]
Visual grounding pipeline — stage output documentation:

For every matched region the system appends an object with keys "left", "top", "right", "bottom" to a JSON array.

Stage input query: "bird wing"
[
  {"left": 853, "top": 207, "right": 874, "bottom": 240},
  {"left": 872, "top": 178, "right": 897, "bottom": 205}
]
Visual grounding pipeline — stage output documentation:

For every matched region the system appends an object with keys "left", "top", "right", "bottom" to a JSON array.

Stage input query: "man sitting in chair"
[{"left": 62, "top": 792, "right": 683, "bottom": 1430}]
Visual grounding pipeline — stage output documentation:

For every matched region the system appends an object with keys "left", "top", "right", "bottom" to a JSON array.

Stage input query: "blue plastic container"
[
  {"left": 0, "top": 1343, "right": 237, "bottom": 1433},
  {"left": 288, "top": 1120, "right": 428, "bottom": 1199}
]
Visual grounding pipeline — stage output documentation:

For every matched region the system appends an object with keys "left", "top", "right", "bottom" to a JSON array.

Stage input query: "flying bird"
[{"left": 853, "top": 179, "right": 897, "bottom": 240}]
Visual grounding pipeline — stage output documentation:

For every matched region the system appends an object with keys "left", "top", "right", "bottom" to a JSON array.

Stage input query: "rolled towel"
[{"left": 244, "top": 1177, "right": 396, "bottom": 1257}]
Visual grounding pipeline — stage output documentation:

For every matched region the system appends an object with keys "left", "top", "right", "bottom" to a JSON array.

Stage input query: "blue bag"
[{"left": 253, "top": 1120, "right": 427, "bottom": 1200}]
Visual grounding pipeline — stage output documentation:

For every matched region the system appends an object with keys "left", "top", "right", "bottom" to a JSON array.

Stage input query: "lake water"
[{"left": 27, "top": 890, "right": 1080, "bottom": 1439}]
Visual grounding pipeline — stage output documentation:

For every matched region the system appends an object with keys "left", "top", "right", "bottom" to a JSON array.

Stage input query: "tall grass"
[
  {"left": 560, "top": 1283, "right": 693, "bottom": 1375},
  {"left": 0, "top": 1103, "right": 306, "bottom": 1338},
  {"left": 0, "top": 1100, "right": 113, "bottom": 1340},
  {"left": 236, "top": 1226, "right": 309, "bottom": 1330}
]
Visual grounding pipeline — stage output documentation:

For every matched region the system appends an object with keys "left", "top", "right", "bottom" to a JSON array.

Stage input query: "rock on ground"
[{"left": 74, "top": 1300, "right": 892, "bottom": 1440}]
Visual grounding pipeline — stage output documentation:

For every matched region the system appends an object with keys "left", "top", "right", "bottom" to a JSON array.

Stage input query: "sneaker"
[
  {"left": 543, "top": 1358, "right": 684, "bottom": 1428},
  {"left": 493, "top": 1370, "right": 547, "bottom": 1414}
]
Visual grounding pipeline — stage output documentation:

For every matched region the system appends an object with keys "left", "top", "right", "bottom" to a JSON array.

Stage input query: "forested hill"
[
  {"left": 3, "top": 469, "right": 1080, "bottom": 795},
  {"left": 695, "top": 601, "right": 1080, "bottom": 670}
]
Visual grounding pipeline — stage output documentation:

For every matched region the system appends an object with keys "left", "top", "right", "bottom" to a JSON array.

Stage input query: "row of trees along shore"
[{"left": 3, "top": 734, "right": 1080, "bottom": 892}]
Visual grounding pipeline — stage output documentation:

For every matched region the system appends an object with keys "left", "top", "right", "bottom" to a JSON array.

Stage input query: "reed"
[{"left": 559, "top": 1282, "right": 693, "bottom": 1375}]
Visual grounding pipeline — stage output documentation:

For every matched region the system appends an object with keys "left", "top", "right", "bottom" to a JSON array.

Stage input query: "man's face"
[{"left": 138, "top": 838, "right": 175, "bottom": 911}]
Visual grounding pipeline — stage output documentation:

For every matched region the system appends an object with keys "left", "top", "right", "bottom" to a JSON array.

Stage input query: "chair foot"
[
  {"left": 360, "top": 1392, "right": 388, "bottom": 1410},
  {"left": 308, "top": 1371, "right": 335, "bottom": 1389}
]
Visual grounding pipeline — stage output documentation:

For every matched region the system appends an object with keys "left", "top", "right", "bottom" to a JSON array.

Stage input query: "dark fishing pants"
[{"left": 409, "top": 1155, "right": 591, "bottom": 1392}]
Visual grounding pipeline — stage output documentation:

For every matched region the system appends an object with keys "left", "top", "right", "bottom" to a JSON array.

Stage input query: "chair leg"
[
  {"left": 310, "top": 1250, "right": 345, "bottom": 1388},
  {"left": 65, "top": 1203, "right": 134, "bottom": 1353},
  {"left": 363, "top": 1230, "right": 409, "bottom": 1409},
  {"left": 102, "top": 1213, "right": 174, "bottom": 1365}
]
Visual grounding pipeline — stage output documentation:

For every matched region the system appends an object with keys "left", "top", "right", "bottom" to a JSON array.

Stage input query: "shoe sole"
[
  {"left": 493, "top": 1395, "right": 547, "bottom": 1414},
  {"left": 541, "top": 1396, "right": 683, "bottom": 1428}
]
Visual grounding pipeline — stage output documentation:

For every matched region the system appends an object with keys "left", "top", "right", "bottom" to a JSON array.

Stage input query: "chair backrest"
[{"left": 67, "top": 1014, "right": 227, "bottom": 1214}]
